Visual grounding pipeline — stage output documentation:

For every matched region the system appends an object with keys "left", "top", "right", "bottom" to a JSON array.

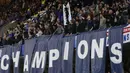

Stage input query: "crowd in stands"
[
  {"left": 0, "top": 0, "right": 41, "bottom": 26},
  {"left": 0, "top": 0, "right": 130, "bottom": 73},
  {"left": 0, "top": 0, "right": 130, "bottom": 45}
]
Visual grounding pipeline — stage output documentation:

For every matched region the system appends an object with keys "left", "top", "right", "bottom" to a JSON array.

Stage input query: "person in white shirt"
[{"left": 36, "top": 28, "right": 43, "bottom": 37}]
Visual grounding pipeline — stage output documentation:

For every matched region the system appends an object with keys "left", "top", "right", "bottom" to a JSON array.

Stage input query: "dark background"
[{"left": 0, "top": 0, "right": 125, "bottom": 5}]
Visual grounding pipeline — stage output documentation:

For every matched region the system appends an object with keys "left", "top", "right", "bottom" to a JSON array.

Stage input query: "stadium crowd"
[
  {"left": 0, "top": 0, "right": 129, "bottom": 44},
  {"left": 0, "top": 0, "right": 130, "bottom": 73},
  {"left": 0, "top": 0, "right": 130, "bottom": 45},
  {"left": 0, "top": 0, "right": 41, "bottom": 26}
]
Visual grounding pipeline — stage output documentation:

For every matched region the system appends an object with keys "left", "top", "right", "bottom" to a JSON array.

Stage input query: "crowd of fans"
[
  {"left": 0, "top": 0, "right": 130, "bottom": 73},
  {"left": 0, "top": 0, "right": 41, "bottom": 26},
  {"left": 0, "top": 0, "right": 130, "bottom": 45}
]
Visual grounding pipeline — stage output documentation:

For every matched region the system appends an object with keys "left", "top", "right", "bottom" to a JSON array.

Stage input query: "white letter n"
[{"left": 91, "top": 38, "right": 105, "bottom": 59}]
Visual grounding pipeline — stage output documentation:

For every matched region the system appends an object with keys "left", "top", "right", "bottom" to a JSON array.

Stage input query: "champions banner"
[
  {"left": 0, "top": 25, "right": 126, "bottom": 73},
  {"left": 0, "top": 46, "right": 12, "bottom": 73},
  {"left": 23, "top": 38, "right": 37, "bottom": 73},
  {"left": 48, "top": 34, "right": 63, "bottom": 73},
  {"left": 91, "top": 30, "right": 106, "bottom": 73},
  {"left": 30, "top": 36, "right": 49, "bottom": 73},
  {"left": 61, "top": 35, "right": 75, "bottom": 73},
  {"left": 12, "top": 42, "right": 22, "bottom": 73},
  {"left": 75, "top": 32, "right": 91, "bottom": 73},
  {"left": 109, "top": 27, "right": 123, "bottom": 73}
]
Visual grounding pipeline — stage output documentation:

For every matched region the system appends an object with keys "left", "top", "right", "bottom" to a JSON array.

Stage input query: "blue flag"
[
  {"left": 24, "top": 38, "right": 37, "bottom": 73},
  {"left": 76, "top": 32, "right": 91, "bottom": 73},
  {"left": 48, "top": 34, "right": 63, "bottom": 73},
  {"left": 91, "top": 30, "right": 106, "bottom": 73},
  {"left": 0, "top": 45, "right": 12, "bottom": 73},
  {"left": 30, "top": 35, "right": 49, "bottom": 73},
  {"left": 109, "top": 26, "right": 124, "bottom": 73},
  {"left": 61, "top": 35, "right": 75, "bottom": 73},
  {"left": 12, "top": 42, "right": 22, "bottom": 73}
]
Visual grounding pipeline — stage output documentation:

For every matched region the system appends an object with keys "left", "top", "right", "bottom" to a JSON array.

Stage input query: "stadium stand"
[
  {"left": 0, "top": 0, "right": 130, "bottom": 73},
  {"left": 0, "top": 0, "right": 129, "bottom": 45}
]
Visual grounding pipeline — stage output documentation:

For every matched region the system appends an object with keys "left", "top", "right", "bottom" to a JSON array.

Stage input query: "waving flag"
[{"left": 63, "top": 2, "right": 72, "bottom": 25}]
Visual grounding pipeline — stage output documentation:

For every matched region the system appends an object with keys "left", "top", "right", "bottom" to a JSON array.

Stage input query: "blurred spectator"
[
  {"left": 87, "top": 15, "right": 94, "bottom": 31},
  {"left": 128, "top": 16, "right": 130, "bottom": 24},
  {"left": 36, "top": 27, "right": 43, "bottom": 37},
  {"left": 106, "top": 10, "right": 114, "bottom": 27},
  {"left": 0, "top": 36, "right": 2, "bottom": 46},
  {"left": 55, "top": 20, "right": 64, "bottom": 34},
  {"left": 99, "top": 13, "right": 106, "bottom": 29}
]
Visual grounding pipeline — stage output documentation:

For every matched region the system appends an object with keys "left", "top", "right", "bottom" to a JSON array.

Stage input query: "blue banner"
[
  {"left": 109, "top": 27, "right": 124, "bottom": 73},
  {"left": 91, "top": 30, "right": 106, "bottom": 73},
  {"left": 48, "top": 34, "right": 63, "bottom": 73},
  {"left": 0, "top": 45, "right": 12, "bottom": 73},
  {"left": 0, "top": 25, "right": 128, "bottom": 73},
  {"left": 30, "top": 36, "right": 49, "bottom": 73},
  {"left": 12, "top": 42, "right": 22, "bottom": 73},
  {"left": 75, "top": 32, "right": 91, "bottom": 73},
  {"left": 23, "top": 38, "right": 37, "bottom": 73},
  {"left": 61, "top": 35, "right": 75, "bottom": 73}
]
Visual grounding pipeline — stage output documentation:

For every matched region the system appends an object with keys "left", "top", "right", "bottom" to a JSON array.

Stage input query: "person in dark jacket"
[
  {"left": 7, "top": 29, "right": 15, "bottom": 45},
  {"left": 93, "top": 16, "right": 99, "bottom": 30},
  {"left": 77, "top": 20, "right": 86, "bottom": 33},
  {"left": 106, "top": 10, "right": 114, "bottom": 28},
  {"left": 0, "top": 36, "right": 2, "bottom": 46},
  {"left": 128, "top": 16, "right": 130, "bottom": 24},
  {"left": 87, "top": 15, "right": 94, "bottom": 31}
]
